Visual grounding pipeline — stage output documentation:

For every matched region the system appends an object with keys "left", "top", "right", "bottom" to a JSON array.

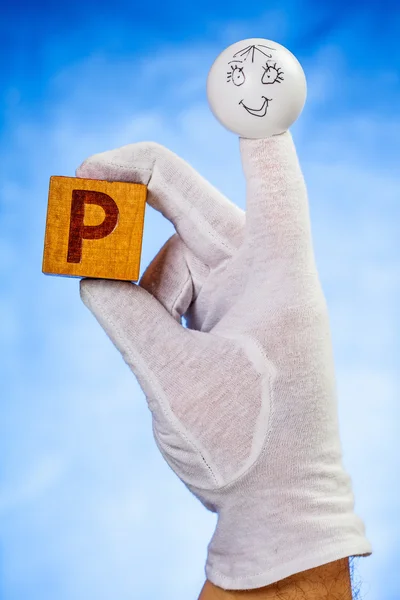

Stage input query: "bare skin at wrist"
[{"left": 198, "top": 559, "right": 352, "bottom": 600}]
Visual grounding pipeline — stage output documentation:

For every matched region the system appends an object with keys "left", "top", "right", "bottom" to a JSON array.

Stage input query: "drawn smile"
[{"left": 239, "top": 96, "right": 270, "bottom": 117}]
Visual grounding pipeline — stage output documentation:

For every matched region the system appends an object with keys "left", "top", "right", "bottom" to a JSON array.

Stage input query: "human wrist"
[{"left": 198, "top": 558, "right": 352, "bottom": 600}]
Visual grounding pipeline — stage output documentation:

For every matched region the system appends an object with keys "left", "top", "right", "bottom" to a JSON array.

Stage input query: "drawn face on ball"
[{"left": 207, "top": 38, "right": 307, "bottom": 138}]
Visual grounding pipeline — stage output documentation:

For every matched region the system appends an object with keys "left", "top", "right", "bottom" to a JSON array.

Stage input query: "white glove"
[{"left": 76, "top": 131, "right": 372, "bottom": 590}]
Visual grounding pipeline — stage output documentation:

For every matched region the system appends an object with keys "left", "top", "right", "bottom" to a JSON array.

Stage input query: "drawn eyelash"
[
  {"left": 227, "top": 64, "right": 243, "bottom": 81},
  {"left": 262, "top": 62, "right": 285, "bottom": 84}
]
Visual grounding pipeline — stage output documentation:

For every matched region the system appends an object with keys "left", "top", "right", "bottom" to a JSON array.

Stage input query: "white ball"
[{"left": 207, "top": 38, "right": 307, "bottom": 138}]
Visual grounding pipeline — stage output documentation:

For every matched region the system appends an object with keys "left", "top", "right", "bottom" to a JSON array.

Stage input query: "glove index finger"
[{"left": 77, "top": 142, "right": 245, "bottom": 270}]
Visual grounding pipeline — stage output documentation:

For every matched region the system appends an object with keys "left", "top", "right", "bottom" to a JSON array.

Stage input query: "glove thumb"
[{"left": 80, "top": 278, "right": 194, "bottom": 397}]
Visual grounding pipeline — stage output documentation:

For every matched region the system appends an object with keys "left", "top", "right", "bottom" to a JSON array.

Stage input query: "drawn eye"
[
  {"left": 261, "top": 62, "right": 284, "bottom": 85},
  {"left": 227, "top": 65, "right": 245, "bottom": 86}
]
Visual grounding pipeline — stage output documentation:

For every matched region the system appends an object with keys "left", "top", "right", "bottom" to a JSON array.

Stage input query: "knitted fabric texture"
[{"left": 77, "top": 131, "right": 372, "bottom": 590}]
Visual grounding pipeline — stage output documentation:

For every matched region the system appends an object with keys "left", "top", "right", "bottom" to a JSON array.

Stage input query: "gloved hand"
[{"left": 76, "top": 131, "right": 372, "bottom": 590}]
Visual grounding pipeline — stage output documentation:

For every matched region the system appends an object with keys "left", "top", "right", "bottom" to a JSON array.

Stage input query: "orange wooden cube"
[{"left": 42, "top": 176, "right": 147, "bottom": 281}]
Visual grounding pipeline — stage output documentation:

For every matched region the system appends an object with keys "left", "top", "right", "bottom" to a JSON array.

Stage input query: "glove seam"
[
  {"left": 171, "top": 272, "right": 193, "bottom": 316},
  {"left": 87, "top": 161, "right": 155, "bottom": 172},
  {"left": 87, "top": 160, "right": 156, "bottom": 183},
  {"left": 181, "top": 241, "right": 209, "bottom": 303},
  {"left": 152, "top": 420, "right": 222, "bottom": 488},
  {"left": 189, "top": 332, "right": 277, "bottom": 493}
]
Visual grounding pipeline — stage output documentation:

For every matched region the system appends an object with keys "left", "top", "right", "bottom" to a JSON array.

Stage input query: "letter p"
[{"left": 67, "top": 190, "right": 119, "bottom": 263}]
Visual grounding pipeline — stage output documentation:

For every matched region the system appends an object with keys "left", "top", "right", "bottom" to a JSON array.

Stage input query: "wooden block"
[{"left": 42, "top": 176, "right": 147, "bottom": 281}]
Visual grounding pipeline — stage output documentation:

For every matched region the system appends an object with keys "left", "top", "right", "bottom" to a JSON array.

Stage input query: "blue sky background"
[{"left": 1, "top": 1, "right": 399, "bottom": 599}]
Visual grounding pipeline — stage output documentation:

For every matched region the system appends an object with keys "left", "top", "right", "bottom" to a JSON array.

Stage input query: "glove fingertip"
[{"left": 79, "top": 278, "right": 131, "bottom": 308}]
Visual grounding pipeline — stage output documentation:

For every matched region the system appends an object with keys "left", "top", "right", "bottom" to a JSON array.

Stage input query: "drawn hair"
[{"left": 231, "top": 44, "right": 277, "bottom": 63}]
